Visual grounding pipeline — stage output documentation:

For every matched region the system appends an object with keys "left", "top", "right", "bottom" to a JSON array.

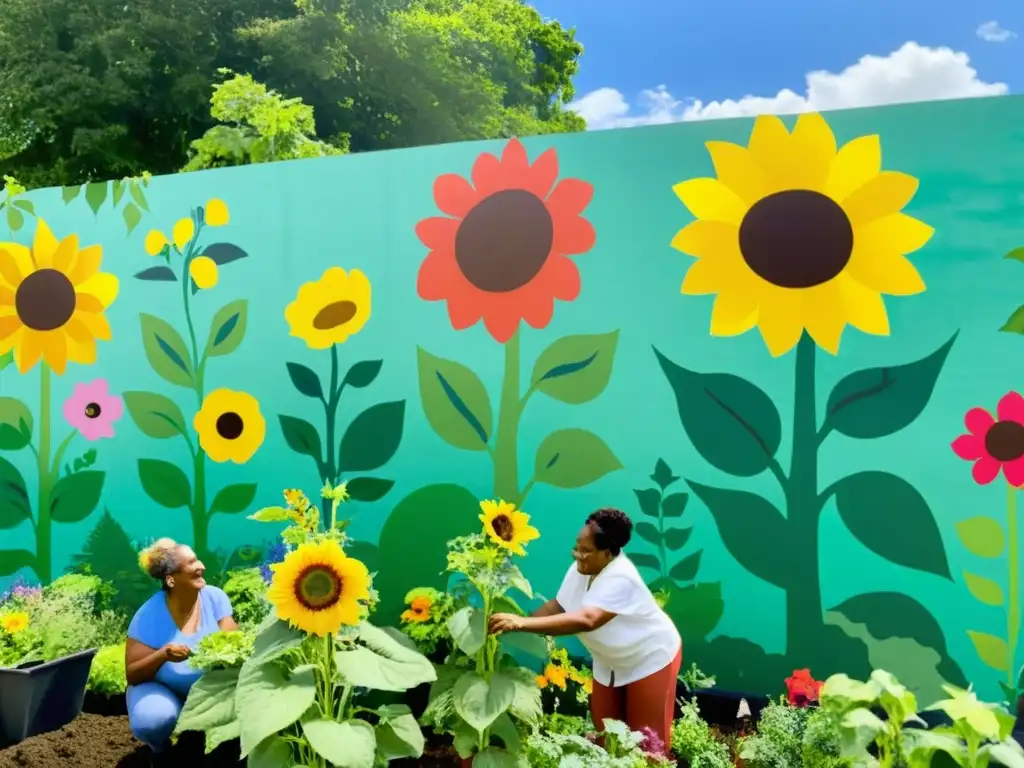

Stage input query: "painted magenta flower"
[
  {"left": 415, "top": 137, "right": 595, "bottom": 343},
  {"left": 62, "top": 379, "right": 124, "bottom": 441},
  {"left": 952, "top": 392, "right": 1024, "bottom": 485}
]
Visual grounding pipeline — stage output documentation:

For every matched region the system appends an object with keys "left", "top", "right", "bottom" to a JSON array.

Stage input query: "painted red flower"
[
  {"left": 785, "top": 668, "right": 822, "bottom": 707},
  {"left": 952, "top": 391, "right": 1024, "bottom": 486},
  {"left": 415, "top": 137, "right": 595, "bottom": 343}
]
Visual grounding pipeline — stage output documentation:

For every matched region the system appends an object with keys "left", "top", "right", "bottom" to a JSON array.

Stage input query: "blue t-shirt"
[{"left": 127, "top": 586, "right": 233, "bottom": 697}]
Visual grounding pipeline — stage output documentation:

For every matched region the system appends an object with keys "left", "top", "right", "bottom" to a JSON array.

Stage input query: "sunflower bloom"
[
  {"left": 671, "top": 113, "right": 932, "bottom": 357},
  {"left": 544, "top": 664, "right": 568, "bottom": 690},
  {"left": 1, "top": 612, "right": 29, "bottom": 634},
  {"left": 194, "top": 388, "right": 267, "bottom": 464},
  {"left": 0, "top": 219, "right": 119, "bottom": 374},
  {"left": 285, "top": 267, "right": 371, "bottom": 349},
  {"left": 267, "top": 539, "right": 371, "bottom": 636},
  {"left": 479, "top": 499, "right": 540, "bottom": 556}
]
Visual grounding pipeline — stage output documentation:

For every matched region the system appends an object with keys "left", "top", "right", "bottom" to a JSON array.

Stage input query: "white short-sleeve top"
[{"left": 555, "top": 554, "right": 681, "bottom": 688}]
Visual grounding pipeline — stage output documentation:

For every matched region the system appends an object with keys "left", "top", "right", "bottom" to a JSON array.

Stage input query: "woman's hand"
[
  {"left": 163, "top": 643, "right": 191, "bottom": 662},
  {"left": 489, "top": 613, "right": 524, "bottom": 635}
]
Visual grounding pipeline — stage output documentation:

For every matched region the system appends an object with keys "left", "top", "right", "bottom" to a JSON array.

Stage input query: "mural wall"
[{"left": 1, "top": 93, "right": 1023, "bottom": 705}]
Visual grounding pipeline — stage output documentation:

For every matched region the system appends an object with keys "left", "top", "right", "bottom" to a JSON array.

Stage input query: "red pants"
[{"left": 591, "top": 647, "right": 682, "bottom": 751}]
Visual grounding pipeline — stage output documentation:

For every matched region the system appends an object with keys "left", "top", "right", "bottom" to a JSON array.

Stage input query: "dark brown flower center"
[
  {"left": 84, "top": 403, "right": 101, "bottom": 419},
  {"left": 313, "top": 301, "right": 357, "bottom": 330},
  {"left": 15, "top": 269, "right": 76, "bottom": 331},
  {"left": 295, "top": 565, "right": 342, "bottom": 610},
  {"left": 216, "top": 412, "right": 244, "bottom": 440},
  {"left": 986, "top": 421, "right": 1024, "bottom": 462},
  {"left": 491, "top": 514, "right": 515, "bottom": 542},
  {"left": 738, "top": 190, "right": 854, "bottom": 289},
  {"left": 455, "top": 190, "right": 554, "bottom": 293}
]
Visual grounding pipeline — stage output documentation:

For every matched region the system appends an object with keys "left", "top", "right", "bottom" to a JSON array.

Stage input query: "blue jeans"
[{"left": 127, "top": 682, "right": 182, "bottom": 752}]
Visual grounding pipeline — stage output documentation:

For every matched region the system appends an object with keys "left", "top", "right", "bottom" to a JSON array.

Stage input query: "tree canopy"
[{"left": 0, "top": 0, "right": 585, "bottom": 188}]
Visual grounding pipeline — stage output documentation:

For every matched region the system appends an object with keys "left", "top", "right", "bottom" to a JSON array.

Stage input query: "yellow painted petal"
[
  {"left": 32, "top": 219, "right": 60, "bottom": 268},
  {"left": 671, "top": 219, "right": 741, "bottom": 260},
  {"left": 0, "top": 316, "right": 22, "bottom": 342},
  {"left": 189, "top": 256, "right": 219, "bottom": 290},
  {"left": 51, "top": 235, "right": 79, "bottom": 273},
  {"left": 825, "top": 135, "right": 881, "bottom": 202},
  {"left": 173, "top": 218, "right": 195, "bottom": 250},
  {"left": 787, "top": 113, "right": 838, "bottom": 192},
  {"left": 68, "top": 245, "right": 103, "bottom": 286},
  {"left": 16, "top": 330, "right": 44, "bottom": 374},
  {"left": 842, "top": 171, "right": 920, "bottom": 225},
  {"left": 144, "top": 230, "right": 168, "bottom": 257},
  {"left": 40, "top": 332, "right": 68, "bottom": 375},
  {"left": 66, "top": 327, "right": 98, "bottom": 366},
  {"left": 672, "top": 178, "right": 746, "bottom": 225},
  {"left": 704, "top": 141, "right": 767, "bottom": 204},
  {"left": 747, "top": 115, "right": 793, "bottom": 192},
  {"left": 0, "top": 245, "right": 32, "bottom": 288},
  {"left": 839, "top": 276, "right": 891, "bottom": 336},
  {"left": 77, "top": 273, "right": 119, "bottom": 309},
  {"left": 800, "top": 284, "right": 845, "bottom": 355},
  {"left": 856, "top": 213, "right": 934, "bottom": 257},
  {"left": 756, "top": 291, "right": 804, "bottom": 357},
  {"left": 847, "top": 234, "right": 926, "bottom": 297},
  {"left": 681, "top": 259, "right": 726, "bottom": 295},
  {"left": 708, "top": 292, "right": 759, "bottom": 337}
]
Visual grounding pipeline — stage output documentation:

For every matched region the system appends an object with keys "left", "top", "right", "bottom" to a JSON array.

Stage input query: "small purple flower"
[
  {"left": 259, "top": 541, "right": 287, "bottom": 584},
  {"left": 639, "top": 727, "right": 666, "bottom": 757},
  {"left": 1, "top": 575, "right": 41, "bottom": 604}
]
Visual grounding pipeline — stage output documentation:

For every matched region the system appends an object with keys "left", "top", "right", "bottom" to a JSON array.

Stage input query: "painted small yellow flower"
[
  {"left": 205, "top": 199, "right": 230, "bottom": 227},
  {"left": 189, "top": 256, "right": 219, "bottom": 289},
  {"left": 172, "top": 218, "right": 195, "bottom": 250},
  {"left": 194, "top": 388, "right": 267, "bottom": 464},
  {"left": 144, "top": 230, "right": 168, "bottom": 256},
  {"left": 285, "top": 267, "right": 372, "bottom": 349},
  {"left": 284, "top": 488, "right": 310, "bottom": 511},
  {"left": 479, "top": 499, "right": 540, "bottom": 556},
  {"left": 1, "top": 612, "right": 29, "bottom": 634}
]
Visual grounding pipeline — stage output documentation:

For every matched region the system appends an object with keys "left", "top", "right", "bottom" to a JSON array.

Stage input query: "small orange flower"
[
  {"left": 401, "top": 596, "right": 432, "bottom": 623},
  {"left": 544, "top": 664, "right": 568, "bottom": 690},
  {"left": 536, "top": 675, "right": 549, "bottom": 689}
]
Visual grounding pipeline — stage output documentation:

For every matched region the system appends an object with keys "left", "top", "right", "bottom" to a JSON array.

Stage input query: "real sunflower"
[
  {"left": 671, "top": 113, "right": 932, "bottom": 357},
  {"left": 1, "top": 612, "right": 29, "bottom": 634},
  {"left": 267, "top": 539, "right": 371, "bottom": 636},
  {"left": 479, "top": 499, "right": 539, "bottom": 556},
  {"left": 194, "top": 388, "right": 266, "bottom": 464},
  {"left": 285, "top": 267, "right": 372, "bottom": 349},
  {"left": 189, "top": 256, "right": 219, "bottom": 290},
  {"left": 0, "top": 219, "right": 119, "bottom": 374}
]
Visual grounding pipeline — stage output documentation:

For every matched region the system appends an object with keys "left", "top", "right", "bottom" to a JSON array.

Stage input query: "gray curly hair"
[{"left": 141, "top": 538, "right": 183, "bottom": 590}]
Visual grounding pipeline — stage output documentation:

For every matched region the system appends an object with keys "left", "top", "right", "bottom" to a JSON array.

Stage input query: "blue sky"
[{"left": 533, "top": 0, "right": 1022, "bottom": 128}]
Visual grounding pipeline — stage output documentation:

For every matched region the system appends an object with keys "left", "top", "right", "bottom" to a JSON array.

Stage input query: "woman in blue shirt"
[{"left": 125, "top": 538, "right": 237, "bottom": 752}]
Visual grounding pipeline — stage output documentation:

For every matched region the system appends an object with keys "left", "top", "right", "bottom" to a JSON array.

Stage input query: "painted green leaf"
[
  {"left": 6, "top": 205, "right": 23, "bottom": 231},
  {"left": 139, "top": 313, "right": 194, "bottom": 388},
  {"left": 534, "top": 428, "right": 622, "bottom": 489},
  {"left": 344, "top": 360, "right": 383, "bottom": 389},
  {"left": 210, "top": 483, "right": 258, "bottom": 516},
  {"left": 0, "top": 549, "right": 36, "bottom": 577},
  {"left": 530, "top": 330, "right": 619, "bottom": 404},
  {"left": 454, "top": 670, "right": 514, "bottom": 732},
  {"left": 138, "top": 458, "right": 192, "bottom": 509},
  {"left": 823, "top": 333, "right": 956, "bottom": 440},
  {"left": 129, "top": 182, "right": 149, "bottom": 212},
  {"left": 12, "top": 200, "right": 34, "bottom": 215},
  {"left": 0, "top": 396, "right": 33, "bottom": 450},
  {"left": 669, "top": 550, "right": 702, "bottom": 582},
  {"left": 123, "top": 202, "right": 142, "bottom": 234},
  {"left": 651, "top": 458, "right": 679, "bottom": 489},
  {"left": 134, "top": 265, "right": 176, "bottom": 282},
  {"left": 687, "top": 481, "right": 788, "bottom": 588},
  {"left": 123, "top": 391, "right": 187, "bottom": 439},
  {"left": 202, "top": 243, "right": 247, "bottom": 265},
  {"left": 84, "top": 182, "right": 108, "bottom": 214},
  {"left": 664, "top": 526, "right": 693, "bottom": 550},
  {"left": 112, "top": 180, "right": 126, "bottom": 206},
  {"left": 278, "top": 415, "right": 323, "bottom": 462},
  {"left": 1001, "top": 306, "right": 1024, "bottom": 334},
  {"left": 956, "top": 516, "right": 1005, "bottom": 559},
  {"left": 61, "top": 185, "right": 81, "bottom": 203},
  {"left": 346, "top": 477, "right": 395, "bottom": 502},
  {"left": 636, "top": 522, "right": 660, "bottom": 543},
  {"left": 832, "top": 470, "right": 951, "bottom": 579},
  {"left": 50, "top": 471, "right": 104, "bottom": 523},
  {"left": 963, "top": 571, "right": 1004, "bottom": 606},
  {"left": 416, "top": 347, "right": 492, "bottom": 451},
  {"left": 339, "top": 401, "right": 405, "bottom": 473},
  {"left": 629, "top": 551, "right": 661, "bottom": 572},
  {"left": 634, "top": 488, "right": 660, "bottom": 517},
  {"left": 828, "top": 592, "right": 967, "bottom": 687},
  {"left": 661, "top": 581, "right": 724, "bottom": 644},
  {"left": 662, "top": 492, "right": 689, "bottom": 517},
  {"left": 655, "top": 348, "right": 782, "bottom": 477},
  {"left": 1005, "top": 247, "right": 1024, "bottom": 264},
  {"left": 301, "top": 718, "right": 376, "bottom": 768},
  {"left": 205, "top": 299, "right": 248, "bottom": 358},
  {"left": 286, "top": 362, "right": 323, "bottom": 399},
  {"left": 0, "top": 457, "right": 31, "bottom": 529},
  {"left": 0, "top": 351, "right": 13, "bottom": 374},
  {"left": 968, "top": 630, "right": 1009, "bottom": 672}
]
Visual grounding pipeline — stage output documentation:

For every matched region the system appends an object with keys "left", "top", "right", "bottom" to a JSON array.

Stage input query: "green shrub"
[
  {"left": 88, "top": 644, "right": 126, "bottom": 695},
  {"left": 670, "top": 698, "right": 732, "bottom": 768},
  {"left": 221, "top": 567, "right": 269, "bottom": 628}
]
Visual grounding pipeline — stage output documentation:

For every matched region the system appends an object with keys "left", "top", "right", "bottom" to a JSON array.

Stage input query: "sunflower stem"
[
  {"left": 492, "top": 330, "right": 522, "bottom": 504},
  {"left": 35, "top": 363, "right": 52, "bottom": 583},
  {"left": 1008, "top": 485, "right": 1020, "bottom": 685},
  {"left": 321, "top": 345, "right": 341, "bottom": 524}
]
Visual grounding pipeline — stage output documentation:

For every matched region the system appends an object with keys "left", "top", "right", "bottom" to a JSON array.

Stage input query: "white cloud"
[
  {"left": 977, "top": 21, "right": 1017, "bottom": 43},
  {"left": 570, "top": 42, "right": 1009, "bottom": 130}
]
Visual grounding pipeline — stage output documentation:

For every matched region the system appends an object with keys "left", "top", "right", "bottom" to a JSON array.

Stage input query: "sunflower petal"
[
  {"left": 0, "top": 245, "right": 32, "bottom": 289},
  {"left": 841, "top": 171, "right": 920, "bottom": 225},
  {"left": 670, "top": 220, "right": 741, "bottom": 260},
  {"left": 756, "top": 292, "right": 804, "bottom": 357},
  {"left": 708, "top": 292, "right": 759, "bottom": 337},
  {"left": 839, "top": 276, "right": 891, "bottom": 337},
  {"left": 747, "top": 115, "right": 793, "bottom": 192},
  {"left": 680, "top": 259, "right": 723, "bottom": 295},
  {"left": 856, "top": 213, "right": 934, "bottom": 258},
  {"left": 76, "top": 272, "right": 119, "bottom": 309},
  {"left": 825, "top": 135, "right": 881, "bottom": 202},
  {"left": 704, "top": 141, "right": 767, "bottom": 205},
  {"left": 528, "top": 148, "right": 559, "bottom": 198},
  {"left": 67, "top": 244, "right": 102, "bottom": 286},
  {"left": 672, "top": 178, "right": 746, "bottom": 225},
  {"left": 32, "top": 220, "right": 60, "bottom": 268},
  {"left": 787, "top": 113, "right": 838, "bottom": 192},
  {"left": 800, "top": 284, "right": 846, "bottom": 355},
  {"left": 847, "top": 238, "right": 926, "bottom": 297},
  {"left": 433, "top": 175, "right": 477, "bottom": 218},
  {"left": 51, "top": 235, "right": 79, "bottom": 273},
  {"left": 472, "top": 152, "right": 503, "bottom": 197},
  {"left": 547, "top": 179, "right": 593, "bottom": 217}
]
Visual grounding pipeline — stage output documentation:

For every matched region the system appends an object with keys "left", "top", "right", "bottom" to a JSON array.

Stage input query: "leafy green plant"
[
  {"left": 222, "top": 567, "right": 270, "bottom": 628},
  {"left": 189, "top": 630, "right": 256, "bottom": 673},
  {"left": 398, "top": 586, "right": 455, "bottom": 656},
  {"left": 739, "top": 697, "right": 849, "bottom": 768},
  {"left": 525, "top": 718, "right": 670, "bottom": 768},
  {"left": 670, "top": 698, "right": 732, "bottom": 768},
  {"left": 88, "top": 644, "right": 127, "bottom": 695},
  {"left": 924, "top": 684, "right": 1024, "bottom": 768},
  {"left": 680, "top": 662, "right": 716, "bottom": 692},
  {"left": 61, "top": 173, "right": 152, "bottom": 234}
]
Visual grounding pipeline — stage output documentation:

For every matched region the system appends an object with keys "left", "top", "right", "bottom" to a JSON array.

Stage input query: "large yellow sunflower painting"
[{"left": 672, "top": 112, "right": 932, "bottom": 357}]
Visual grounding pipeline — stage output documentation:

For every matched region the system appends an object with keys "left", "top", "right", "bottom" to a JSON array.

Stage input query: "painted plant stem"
[
  {"left": 1009, "top": 485, "right": 1020, "bottom": 684},
  {"left": 493, "top": 330, "right": 524, "bottom": 503},
  {"left": 35, "top": 364, "right": 52, "bottom": 583}
]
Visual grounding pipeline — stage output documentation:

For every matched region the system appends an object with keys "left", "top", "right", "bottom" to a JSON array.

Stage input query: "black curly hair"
[{"left": 585, "top": 508, "right": 633, "bottom": 556}]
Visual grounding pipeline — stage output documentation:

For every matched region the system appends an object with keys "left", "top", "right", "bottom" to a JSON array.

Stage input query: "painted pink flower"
[
  {"left": 952, "top": 391, "right": 1024, "bottom": 486},
  {"left": 63, "top": 379, "right": 124, "bottom": 441}
]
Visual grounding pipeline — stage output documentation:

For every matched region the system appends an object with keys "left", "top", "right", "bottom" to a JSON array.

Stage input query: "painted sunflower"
[
  {"left": 194, "top": 388, "right": 267, "bottom": 464},
  {"left": 479, "top": 499, "right": 539, "bottom": 556},
  {"left": 0, "top": 219, "right": 119, "bottom": 374},
  {"left": 415, "top": 137, "right": 595, "bottom": 343},
  {"left": 671, "top": 113, "right": 932, "bottom": 357},
  {"left": 285, "top": 267, "right": 371, "bottom": 349},
  {"left": 1, "top": 612, "right": 29, "bottom": 634},
  {"left": 267, "top": 539, "right": 371, "bottom": 636}
]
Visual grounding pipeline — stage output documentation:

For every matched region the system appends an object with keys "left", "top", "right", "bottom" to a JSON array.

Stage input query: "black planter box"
[{"left": 0, "top": 648, "right": 97, "bottom": 747}]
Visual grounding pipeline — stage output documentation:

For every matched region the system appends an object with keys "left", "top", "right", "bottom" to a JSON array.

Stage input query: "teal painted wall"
[{"left": 2, "top": 93, "right": 1023, "bottom": 705}]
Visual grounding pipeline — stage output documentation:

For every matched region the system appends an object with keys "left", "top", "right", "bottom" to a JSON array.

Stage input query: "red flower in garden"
[
  {"left": 415, "top": 137, "right": 596, "bottom": 343},
  {"left": 785, "top": 668, "right": 822, "bottom": 707},
  {"left": 952, "top": 391, "right": 1024, "bottom": 486}
]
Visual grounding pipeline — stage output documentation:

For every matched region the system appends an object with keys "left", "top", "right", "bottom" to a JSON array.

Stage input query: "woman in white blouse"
[{"left": 489, "top": 507, "right": 682, "bottom": 749}]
